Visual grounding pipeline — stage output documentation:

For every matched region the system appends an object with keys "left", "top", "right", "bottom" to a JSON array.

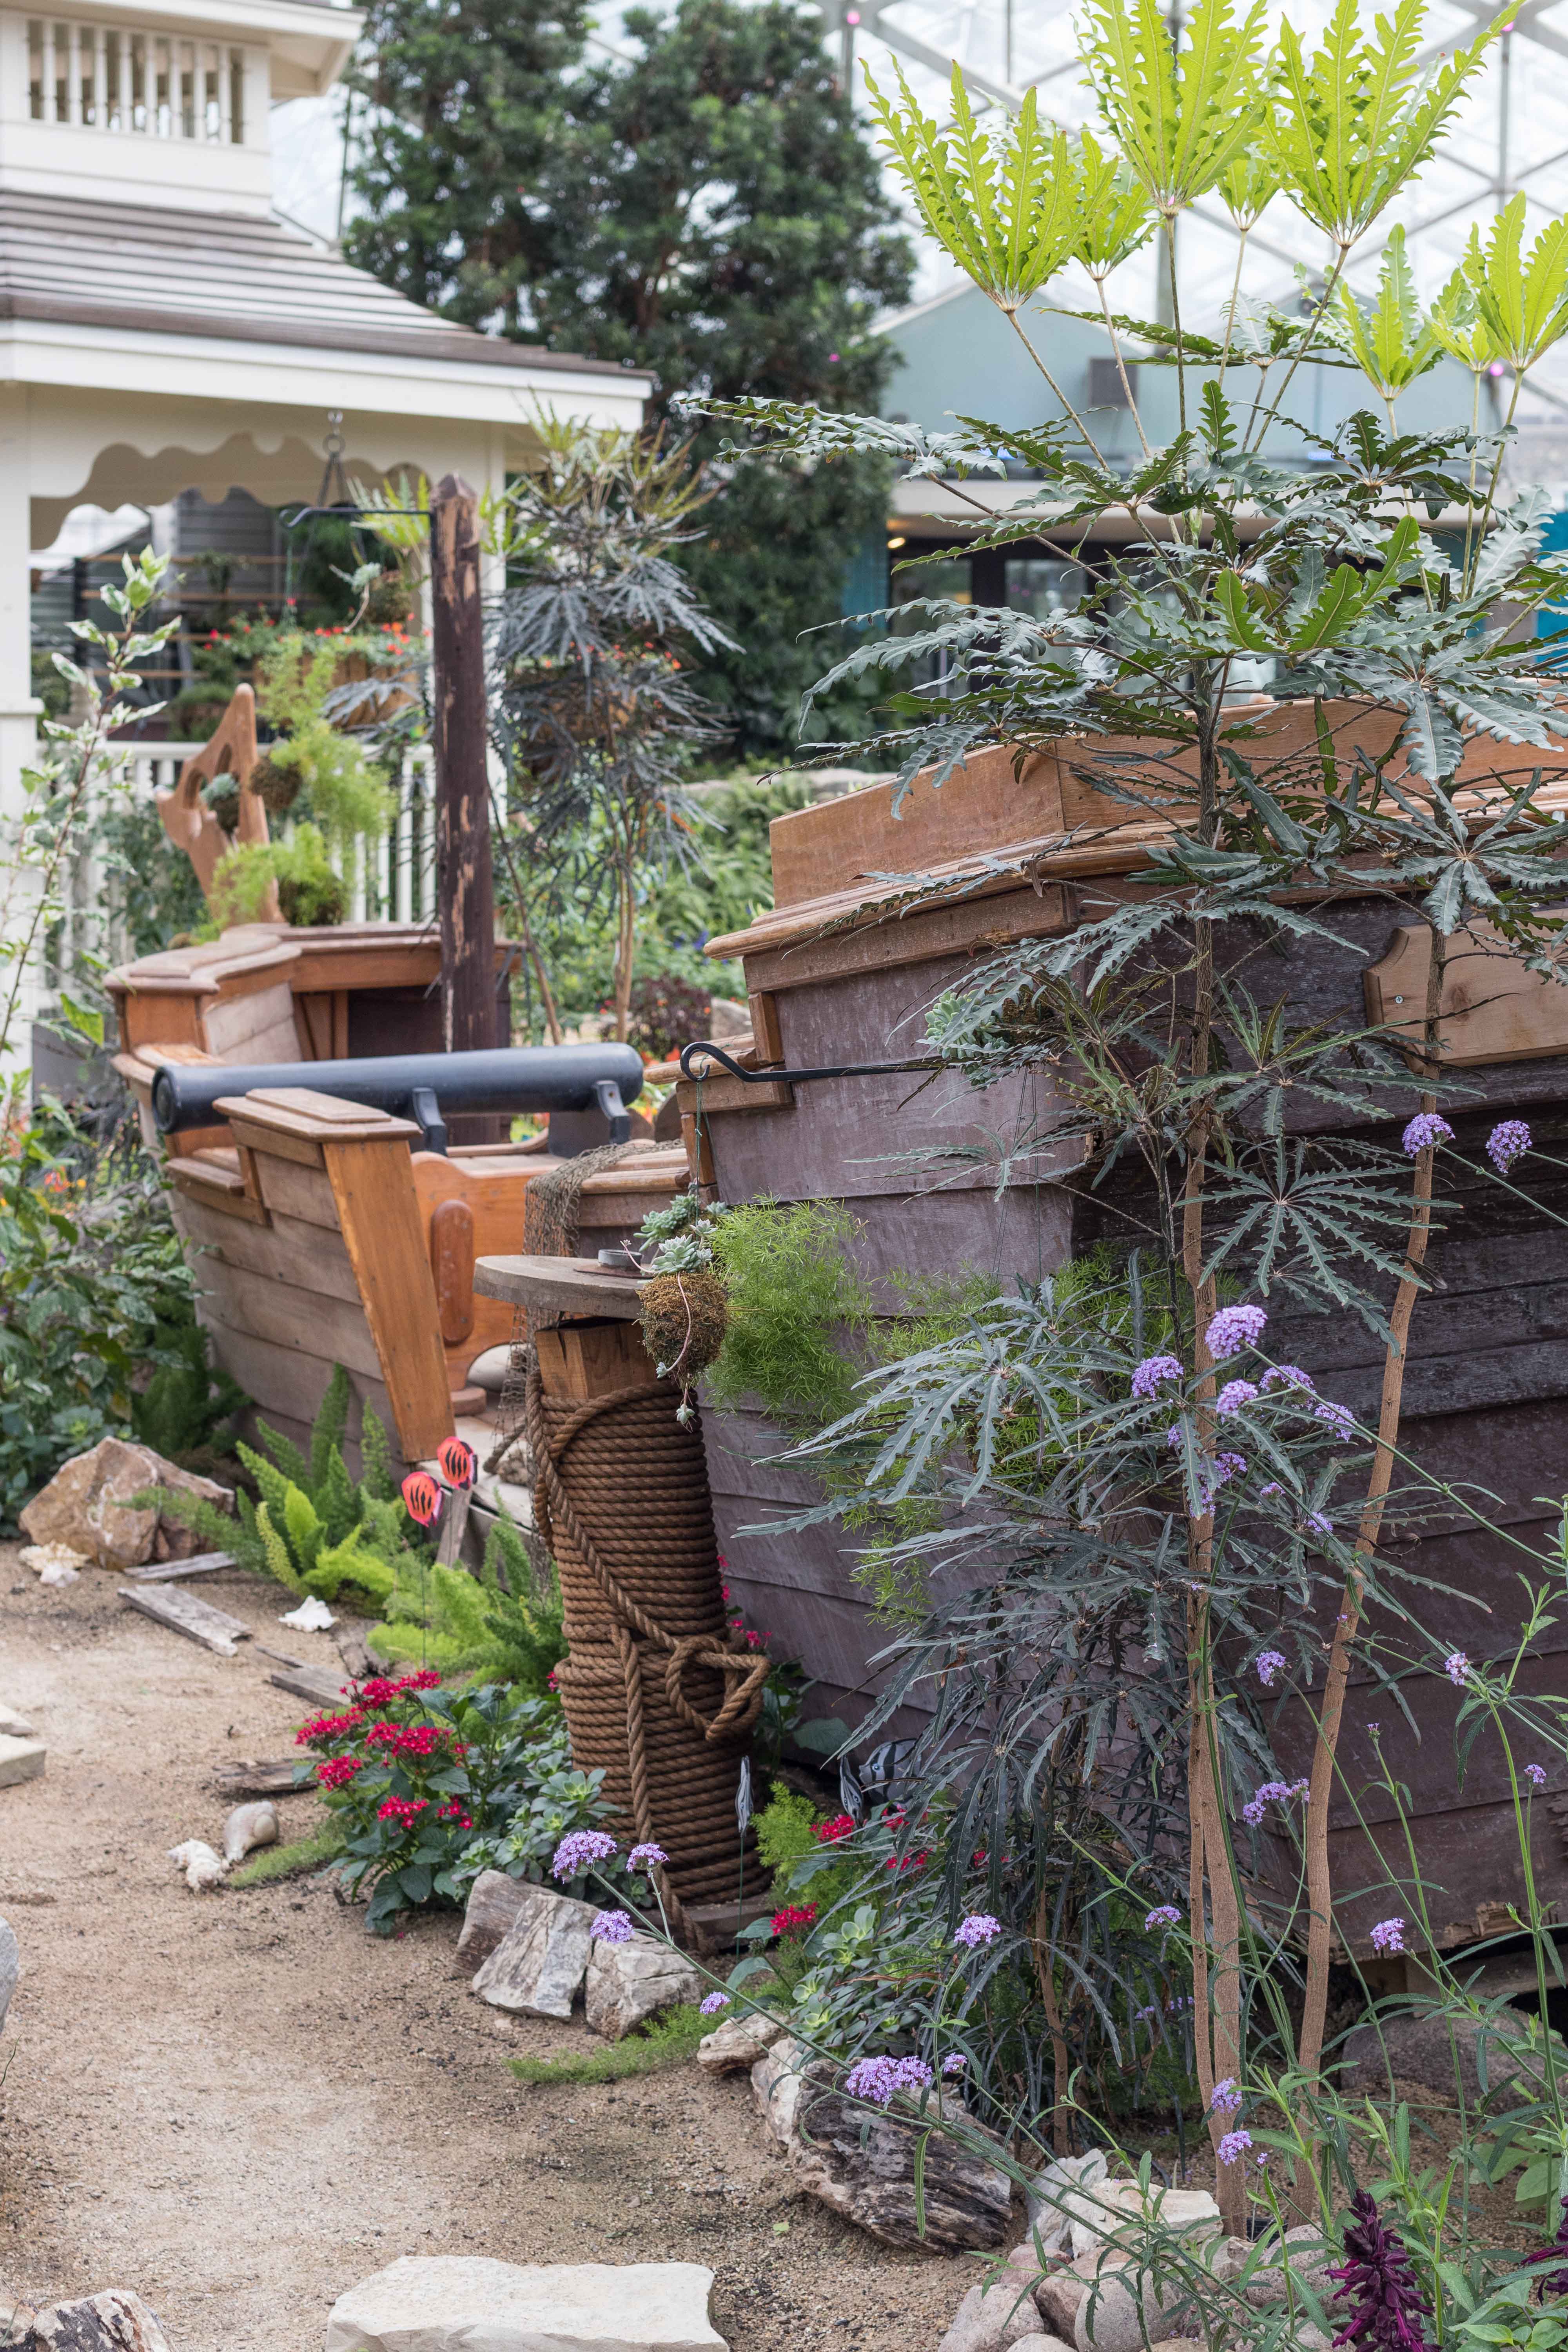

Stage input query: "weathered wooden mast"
[{"left": 428, "top": 472, "right": 499, "bottom": 1055}]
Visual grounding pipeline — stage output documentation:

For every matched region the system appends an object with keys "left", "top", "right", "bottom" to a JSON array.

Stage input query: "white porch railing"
[{"left": 27, "top": 19, "right": 247, "bottom": 142}]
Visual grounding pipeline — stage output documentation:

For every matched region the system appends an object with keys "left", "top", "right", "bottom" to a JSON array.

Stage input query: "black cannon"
[{"left": 149, "top": 1044, "right": 646, "bottom": 1155}]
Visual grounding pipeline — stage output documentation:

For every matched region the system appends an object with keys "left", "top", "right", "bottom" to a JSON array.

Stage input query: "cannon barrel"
[{"left": 149, "top": 1044, "right": 646, "bottom": 1155}]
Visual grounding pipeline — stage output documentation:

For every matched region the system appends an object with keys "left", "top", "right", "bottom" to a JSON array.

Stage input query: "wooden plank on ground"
[
  {"left": 123, "top": 1550, "right": 238, "bottom": 1582},
  {"left": 269, "top": 1662, "right": 352, "bottom": 1708},
  {"left": 118, "top": 1583, "right": 251, "bottom": 1657},
  {"left": 211, "top": 1758, "right": 311, "bottom": 1798}
]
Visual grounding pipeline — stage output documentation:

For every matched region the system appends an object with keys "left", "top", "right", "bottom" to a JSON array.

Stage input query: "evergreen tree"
[{"left": 343, "top": 0, "right": 587, "bottom": 332}]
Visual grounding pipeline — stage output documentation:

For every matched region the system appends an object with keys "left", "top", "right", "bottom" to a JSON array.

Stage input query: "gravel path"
[{"left": 0, "top": 1548, "right": 971, "bottom": 2350}]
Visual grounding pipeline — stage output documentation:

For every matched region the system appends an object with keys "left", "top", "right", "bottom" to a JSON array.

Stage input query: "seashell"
[
  {"left": 279, "top": 1594, "right": 335, "bottom": 1631},
  {"left": 221, "top": 1800, "right": 279, "bottom": 1865},
  {"left": 19, "top": 1543, "right": 85, "bottom": 1586},
  {"left": 167, "top": 1839, "right": 226, "bottom": 1892}
]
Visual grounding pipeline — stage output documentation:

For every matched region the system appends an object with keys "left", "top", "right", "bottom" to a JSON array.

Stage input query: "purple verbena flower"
[
  {"left": 1315, "top": 1400, "right": 1355, "bottom": 1441},
  {"left": 1206, "top": 1304, "right": 1268, "bottom": 1359},
  {"left": 1210, "top": 2076, "right": 1243, "bottom": 2114},
  {"left": 1256, "top": 1650, "right": 1287, "bottom": 1688},
  {"left": 1262, "top": 1364, "right": 1315, "bottom": 1393},
  {"left": 699, "top": 1991, "right": 731, "bottom": 2014},
  {"left": 1132, "top": 1353, "right": 1184, "bottom": 1398},
  {"left": 844, "top": 2055, "right": 898, "bottom": 2107},
  {"left": 1526, "top": 1763, "right": 1548, "bottom": 1788},
  {"left": 1216, "top": 1379, "right": 1259, "bottom": 1416},
  {"left": 1217, "top": 2129, "right": 1253, "bottom": 2165},
  {"left": 1370, "top": 1917, "right": 1406, "bottom": 1955},
  {"left": 942, "top": 2053, "right": 967, "bottom": 2075},
  {"left": 1145, "top": 1904, "right": 1182, "bottom": 1930},
  {"left": 892, "top": 2056, "right": 934, "bottom": 2092},
  {"left": 1329, "top": 2187, "right": 1434, "bottom": 2352},
  {"left": 591, "top": 1909, "right": 634, "bottom": 1944},
  {"left": 1488, "top": 1119, "right": 1532, "bottom": 1176},
  {"left": 1444, "top": 1650, "right": 1470, "bottom": 1687},
  {"left": 955, "top": 1913, "right": 1002, "bottom": 1948},
  {"left": 627, "top": 1842, "right": 668, "bottom": 1873},
  {"left": 552, "top": 1829, "right": 618, "bottom": 1880},
  {"left": 1214, "top": 1452, "right": 1247, "bottom": 1487},
  {"left": 1306, "top": 1510, "right": 1334, "bottom": 1538},
  {"left": 1402, "top": 1112, "right": 1454, "bottom": 1158},
  {"left": 1241, "top": 1777, "right": 1310, "bottom": 1827}
]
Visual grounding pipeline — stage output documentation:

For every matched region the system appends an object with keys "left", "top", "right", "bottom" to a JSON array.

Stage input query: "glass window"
[{"left": 1005, "top": 558, "right": 1086, "bottom": 619}]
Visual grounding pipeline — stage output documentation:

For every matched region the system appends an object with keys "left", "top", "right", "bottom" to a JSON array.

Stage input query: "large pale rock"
[
  {"left": 455, "top": 1871, "right": 530, "bottom": 1974},
  {"left": 1013, "top": 2340, "right": 1075, "bottom": 2352},
  {"left": 0, "top": 1737, "right": 44, "bottom": 1789},
  {"left": 586, "top": 1933, "right": 702, "bottom": 2042},
  {"left": 753, "top": 2053, "right": 1012, "bottom": 2254},
  {"left": 1072, "top": 2251, "right": 1189, "bottom": 2352},
  {"left": 27, "top": 2289, "right": 172, "bottom": 2350},
  {"left": 321, "top": 2257, "right": 728, "bottom": 2351},
  {"left": 473, "top": 1887, "right": 595, "bottom": 2019},
  {"left": 19, "top": 1439, "right": 232, "bottom": 1571},
  {"left": 697, "top": 2009, "right": 788, "bottom": 2074},
  {"left": 1027, "top": 2151, "right": 1108, "bottom": 2252},
  {"left": 938, "top": 2277, "right": 1058, "bottom": 2352},
  {"left": 0, "top": 1916, "right": 16, "bottom": 2036},
  {"left": 1068, "top": 2180, "right": 1221, "bottom": 2259},
  {"left": 1242, "top": 2227, "right": 1337, "bottom": 2310}
]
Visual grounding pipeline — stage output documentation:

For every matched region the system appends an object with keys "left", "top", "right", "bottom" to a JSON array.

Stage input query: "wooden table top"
[{"left": 474, "top": 1253, "right": 647, "bottom": 1320}]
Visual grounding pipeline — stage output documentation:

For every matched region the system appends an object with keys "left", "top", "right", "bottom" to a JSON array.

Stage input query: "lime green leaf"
[
  {"left": 1465, "top": 193, "right": 1568, "bottom": 372},
  {"left": 1081, "top": 0, "right": 1267, "bottom": 214},
  {"left": 1326, "top": 225, "right": 1443, "bottom": 399},
  {"left": 1216, "top": 570, "right": 1276, "bottom": 652}
]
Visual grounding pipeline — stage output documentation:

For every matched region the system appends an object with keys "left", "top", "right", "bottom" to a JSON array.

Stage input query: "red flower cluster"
[
  {"left": 886, "top": 1852, "right": 931, "bottom": 1875},
  {"left": 772, "top": 1904, "right": 817, "bottom": 1936},
  {"left": 316, "top": 1756, "right": 363, "bottom": 1789},
  {"left": 376, "top": 1796, "right": 430, "bottom": 1828},
  {"left": 436, "top": 1801, "right": 475, "bottom": 1828},
  {"left": 815, "top": 1814, "right": 856, "bottom": 1845},
  {"left": 296, "top": 1706, "right": 365, "bottom": 1746},
  {"left": 357, "top": 1671, "right": 441, "bottom": 1706}
]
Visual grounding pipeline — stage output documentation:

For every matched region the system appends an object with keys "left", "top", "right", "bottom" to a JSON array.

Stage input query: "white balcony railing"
[{"left": 27, "top": 19, "right": 247, "bottom": 142}]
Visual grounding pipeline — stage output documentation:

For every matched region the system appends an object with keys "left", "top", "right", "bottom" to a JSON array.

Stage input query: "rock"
[
  {"left": 167, "top": 1839, "right": 226, "bottom": 1893},
  {"left": 1011, "top": 2340, "right": 1075, "bottom": 2352},
  {"left": 1033, "top": 2269, "right": 1087, "bottom": 2339},
  {"left": 0, "top": 1704, "right": 35, "bottom": 1740},
  {"left": 1072, "top": 2252, "right": 1188, "bottom": 2352},
  {"left": 1242, "top": 2226, "right": 1337, "bottom": 2309},
  {"left": 473, "top": 1886, "right": 595, "bottom": 2019},
  {"left": 455, "top": 1870, "right": 530, "bottom": 1974},
  {"left": 761, "top": 2056, "right": 1013, "bottom": 2253},
  {"left": 1027, "top": 2150, "right": 1109, "bottom": 2252},
  {"left": 1067, "top": 2180, "right": 1221, "bottom": 2258},
  {"left": 697, "top": 2008, "right": 789, "bottom": 2074},
  {"left": 18, "top": 1543, "right": 84, "bottom": 1586},
  {"left": 0, "top": 1737, "right": 45, "bottom": 1789},
  {"left": 26, "top": 2288, "right": 172, "bottom": 2350},
  {"left": 1341, "top": 2009, "right": 1564, "bottom": 2107},
  {"left": 221, "top": 1801, "right": 279, "bottom": 1865},
  {"left": 321, "top": 2256, "right": 728, "bottom": 2351},
  {"left": 586, "top": 1932, "right": 703, "bottom": 2042},
  {"left": 20, "top": 1439, "right": 232, "bottom": 1571},
  {"left": 938, "top": 2277, "right": 1057, "bottom": 2352},
  {"left": 0, "top": 1916, "right": 16, "bottom": 2036}
]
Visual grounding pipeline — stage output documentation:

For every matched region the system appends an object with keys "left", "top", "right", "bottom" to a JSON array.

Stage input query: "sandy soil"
[{"left": 0, "top": 1547, "right": 974, "bottom": 2352}]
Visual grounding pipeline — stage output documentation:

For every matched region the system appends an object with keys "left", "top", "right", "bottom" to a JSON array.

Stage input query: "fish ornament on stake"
[
  {"left": 401, "top": 1470, "right": 443, "bottom": 1528},
  {"left": 435, "top": 1436, "right": 478, "bottom": 1566}
]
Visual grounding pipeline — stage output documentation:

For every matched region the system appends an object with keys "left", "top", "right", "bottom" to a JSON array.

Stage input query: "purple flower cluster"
[
  {"left": 1132, "top": 1353, "right": 1183, "bottom": 1398},
  {"left": 1329, "top": 2187, "right": 1435, "bottom": 2352},
  {"left": 1315, "top": 1399, "right": 1355, "bottom": 1441},
  {"left": 552, "top": 1829, "right": 618, "bottom": 1880},
  {"left": 1256, "top": 1650, "right": 1287, "bottom": 1688},
  {"left": 1402, "top": 1112, "right": 1453, "bottom": 1157},
  {"left": 1216, "top": 1378, "right": 1259, "bottom": 1416},
  {"left": 1145, "top": 1904, "right": 1183, "bottom": 1931},
  {"left": 1262, "top": 1363, "right": 1315, "bottom": 1392},
  {"left": 1444, "top": 1650, "right": 1470, "bottom": 1687},
  {"left": 700, "top": 1991, "right": 731, "bottom": 2014},
  {"left": 1206, "top": 1304, "right": 1268, "bottom": 1359},
  {"left": 591, "top": 1909, "right": 634, "bottom": 1944},
  {"left": 1369, "top": 1916, "right": 1406, "bottom": 1955},
  {"left": 844, "top": 2054, "right": 935, "bottom": 2107},
  {"left": 1526, "top": 1763, "right": 1548, "bottom": 1788},
  {"left": 942, "top": 2053, "right": 967, "bottom": 2076},
  {"left": 627, "top": 1842, "right": 668, "bottom": 1873},
  {"left": 1241, "top": 1776, "right": 1310, "bottom": 1828},
  {"left": 1210, "top": 2076, "right": 1243, "bottom": 2114},
  {"left": 1488, "top": 1119, "right": 1532, "bottom": 1176},
  {"left": 954, "top": 1913, "right": 1002, "bottom": 1948},
  {"left": 1217, "top": 2129, "right": 1252, "bottom": 2165}
]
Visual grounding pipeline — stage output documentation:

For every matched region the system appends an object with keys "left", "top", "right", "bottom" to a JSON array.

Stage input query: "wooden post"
[{"left": 428, "top": 473, "right": 498, "bottom": 1055}]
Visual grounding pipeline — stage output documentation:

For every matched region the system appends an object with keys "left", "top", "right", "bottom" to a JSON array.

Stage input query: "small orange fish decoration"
[
  {"left": 437, "top": 1436, "right": 478, "bottom": 1490},
  {"left": 401, "top": 1469, "right": 443, "bottom": 1527}
]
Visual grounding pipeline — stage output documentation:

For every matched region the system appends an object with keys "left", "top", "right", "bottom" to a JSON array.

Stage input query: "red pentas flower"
[
  {"left": 436, "top": 1801, "right": 475, "bottom": 1827},
  {"left": 296, "top": 1707, "right": 365, "bottom": 1746},
  {"left": 772, "top": 1904, "right": 817, "bottom": 1936},
  {"left": 317, "top": 1756, "right": 363, "bottom": 1789},
  {"left": 377, "top": 1796, "right": 430, "bottom": 1828},
  {"left": 815, "top": 1814, "right": 856, "bottom": 1845},
  {"left": 886, "top": 1852, "right": 931, "bottom": 1875}
]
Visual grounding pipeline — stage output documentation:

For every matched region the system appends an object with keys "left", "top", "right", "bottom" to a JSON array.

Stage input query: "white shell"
[
  {"left": 221, "top": 1799, "right": 280, "bottom": 1864},
  {"left": 279, "top": 1595, "right": 336, "bottom": 1631},
  {"left": 167, "top": 1839, "right": 227, "bottom": 1892}
]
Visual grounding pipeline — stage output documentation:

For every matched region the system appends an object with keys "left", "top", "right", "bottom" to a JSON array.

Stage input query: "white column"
[{"left": 0, "top": 384, "right": 42, "bottom": 1079}]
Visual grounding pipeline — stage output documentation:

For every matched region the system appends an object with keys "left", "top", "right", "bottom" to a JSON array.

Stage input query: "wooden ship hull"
[{"left": 687, "top": 708, "right": 1568, "bottom": 1955}]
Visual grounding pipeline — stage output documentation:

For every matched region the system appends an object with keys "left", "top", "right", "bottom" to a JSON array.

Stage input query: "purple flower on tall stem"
[
  {"left": 1444, "top": 1650, "right": 1471, "bottom": 1687},
  {"left": 1217, "top": 2129, "right": 1252, "bottom": 2165},
  {"left": 700, "top": 1991, "right": 730, "bottom": 2014},
  {"left": 1370, "top": 1917, "right": 1406, "bottom": 1955},
  {"left": 955, "top": 1913, "right": 1002, "bottom": 1948},
  {"left": 1526, "top": 1763, "right": 1548, "bottom": 1788},
  {"left": 1216, "top": 1379, "right": 1259, "bottom": 1416},
  {"left": 1401, "top": 1112, "right": 1454, "bottom": 1157},
  {"left": 844, "top": 2056, "right": 898, "bottom": 2107},
  {"left": 1132, "top": 1353, "right": 1183, "bottom": 1398},
  {"left": 552, "top": 1829, "right": 617, "bottom": 1880},
  {"left": 1210, "top": 2076, "right": 1243, "bottom": 2114},
  {"left": 1144, "top": 1904, "right": 1182, "bottom": 1931},
  {"left": 591, "top": 1909, "right": 634, "bottom": 1944},
  {"left": 1206, "top": 1304, "right": 1267, "bottom": 1358},
  {"left": 1262, "top": 1363, "right": 1315, "bottom": 1393},
  {"left": 1329, "top": 2187, "right": 1435, "bottom": 2352},
  {"left": 1315, "top": 1400, "right": 1355, "bottom": 1441},
  {"left": 1256, "top": 1650, "right": 1287, "bottom": 1688},
  {"left": 1488, "top": 1119, "right": 1532, "bottom": 1176}
]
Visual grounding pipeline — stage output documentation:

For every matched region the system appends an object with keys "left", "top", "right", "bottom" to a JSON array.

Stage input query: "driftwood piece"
[
  {"left": 268, "top": 1664, "right": 350, "bottom": 1708},
  {"left": 28, "top": 2287, "right": 173, "bottom": 2350},
  {"left": 210, "top": 1758, "right": 309, "bottom": 1799},
  {"left": 123, "top": 1550, "right": 238, "bottom": 1583},
  {"left": 117, "top": 1583, "right": 250, "bottom": 1658}
]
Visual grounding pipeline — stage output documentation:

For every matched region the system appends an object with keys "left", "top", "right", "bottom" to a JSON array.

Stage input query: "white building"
[{"left": 0, "top": 0, "right": 653, "bottom": 809}]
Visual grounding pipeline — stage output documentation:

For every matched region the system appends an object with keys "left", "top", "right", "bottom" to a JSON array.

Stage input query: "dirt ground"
[{"left": 0, "top": 1546, "right": 975, "bottom": 2352}]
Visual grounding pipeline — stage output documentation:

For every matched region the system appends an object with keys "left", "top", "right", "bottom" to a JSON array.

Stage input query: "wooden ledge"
[
  {"left": 215, "top": 1088, "right": 423, "bottom": 1148},
  {"left": 474, "top": 1254, "right": 647, "bottom": 1319}
]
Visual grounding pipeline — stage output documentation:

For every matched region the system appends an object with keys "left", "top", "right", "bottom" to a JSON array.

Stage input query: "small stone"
[
  {"left": 0, "top": 1916, "right": 16, "bottom": 2038},
  {"left": 696, "top": 2009, "right": 788, "bottom": 2074},
  {"left": 20, "top": 1437, "right": 232, "bottom": 1570},
  {"left": 222, "top": 1800, "right": 279, "bottom": 1865},
  {"left": 1243, "top": 2226, "right": 1336, "bottom": 2309},
  {"left": 1033, "top": 2267, "right": 1088, "bottom": 2338},
  {"left": 27, "top": 2288, "right": 173, "bottom": 2350},
  {"left": 939, "top": 2276, "right": 1057, "bottom": 2352},
  {"left": 1012, "top": 2339, "right": 1075, "bottom": 2352},
  {"left": 455, "top": 1870, "right": 531, "bottom": 1974},
  {"left": 321, "top": 2256, "right": 729, "bottom": 2350},
  {"left": 585, "top": 1933, "right": 702, "bottom": 2042},
  {"left": 1026, "top": 2150, "right": 1109, "bottom": 2252},
  {"left": 474, "top": 1886, "right": 595, "bottom": 2019},
  {"left": 0, "top": 1737, "right": 45, "bottom": 1789}
]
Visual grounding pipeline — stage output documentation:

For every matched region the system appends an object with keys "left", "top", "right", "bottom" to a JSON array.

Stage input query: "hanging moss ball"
[
  {"left": 639, "top": 1269, "right": 729, "bottom": 1381},
  {"left": 247, "top": 755, "right": 301, "bottom": 815},
  {"left": 278, "top": 865, "right": 347, "bottom": 928}
]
